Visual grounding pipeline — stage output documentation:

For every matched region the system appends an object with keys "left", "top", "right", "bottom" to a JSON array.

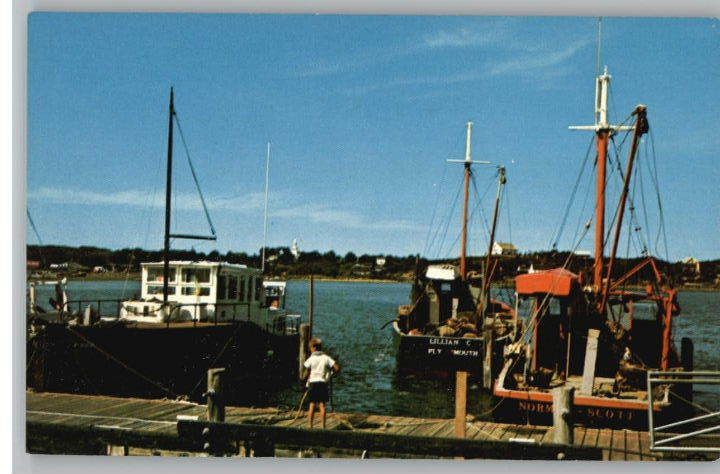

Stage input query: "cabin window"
[
  {"left": 182, "top": 268, "right": 211, "bottom": 283},
  {"left": 146, "top": 285, "right": 175, "bottom": 295},
  {"left": 549, "top": 298, "right": 561, "bottom": 316},
  {"left": 238, "top": 276, "right": 246, "bottom": 301},
  {"left": 228, "top": 276, "right": 238, "bottom": 300},
  {"left": 255, "top": 278, "right": 263, "bottom": 301},
  {"left": 218, "top": 275, "right": 227, "bottom": 300},
  {"left": 181, "top": 287, "right": 210, "bottom": 296},
  {"left": 441, "top": 283, "right": 451, "bottom": 293},
  {"left": 146, "top": 267, "right": 175, "bottom": 283}
]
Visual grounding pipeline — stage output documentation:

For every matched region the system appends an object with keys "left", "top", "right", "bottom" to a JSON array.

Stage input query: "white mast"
[{"left": 261, "top": 141, "right": 271, "bottom": 273}]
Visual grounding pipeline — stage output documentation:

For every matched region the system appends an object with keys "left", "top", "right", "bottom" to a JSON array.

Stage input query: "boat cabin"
[{"left": 121, "top": 261, "right": 266, "bottom": 324}]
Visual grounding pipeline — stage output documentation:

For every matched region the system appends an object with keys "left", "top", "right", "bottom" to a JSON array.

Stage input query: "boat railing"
[
  {"left": 647, "top": 370, "right": 720, "bottom": 453},
  {"left": 62, "top": 298, "right": 125, "bottom": 320}
]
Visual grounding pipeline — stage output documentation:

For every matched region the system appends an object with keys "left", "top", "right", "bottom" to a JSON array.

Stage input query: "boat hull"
[
  {"left": 27, "top": 321, "right": 299, "bottom": 405},
  {"left": 392, "top": 321, "right": 485, "bottom": 378}
]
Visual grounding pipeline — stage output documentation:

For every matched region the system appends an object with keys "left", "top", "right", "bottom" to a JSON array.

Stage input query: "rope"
[
  {"left": 64, "top": 326, "right": 177, "bottom": 398},
  {"left": 173, "top": 111, "right": 217, "bottom": 237}
]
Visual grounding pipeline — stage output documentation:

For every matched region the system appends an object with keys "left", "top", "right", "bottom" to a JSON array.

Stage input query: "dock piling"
[
  {"left": 454, "top": 371, "right": 468, "bottom": 439},
  {"left": 206, "top": 368, "right": 226, "bottom": 422},
  {"left": 552, "top": 385, "right": 575, "bottom": 446},
  {"left": 299, "top": 323, "right": 311, "bottom": 381}
]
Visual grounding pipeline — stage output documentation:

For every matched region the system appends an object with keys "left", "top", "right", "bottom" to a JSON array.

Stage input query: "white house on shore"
[{"left": 491, "top": 242, "right": 518, "bottom": 257}]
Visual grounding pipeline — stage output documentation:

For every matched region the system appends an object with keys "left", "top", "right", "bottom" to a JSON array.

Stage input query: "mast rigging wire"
[{"left": 173, "top": 111, "right": 217, "bottom": 238}]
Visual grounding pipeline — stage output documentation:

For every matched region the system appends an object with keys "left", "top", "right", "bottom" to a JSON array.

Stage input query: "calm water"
[{"left": 32, "top": 280, "right": 720, "bottom": 418}]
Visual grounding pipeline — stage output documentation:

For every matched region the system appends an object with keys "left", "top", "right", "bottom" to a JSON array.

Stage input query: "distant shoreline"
[{"left": 30, "top": 272, "right": 720, "bottom": 291}]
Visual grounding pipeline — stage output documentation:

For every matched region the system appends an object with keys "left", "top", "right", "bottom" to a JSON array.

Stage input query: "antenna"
[
  {"left": 262, "top": 141, "right": 271, "bottom": 273},
  {"left": 596, "top": 17, "right": 603, "bottom": 78}
]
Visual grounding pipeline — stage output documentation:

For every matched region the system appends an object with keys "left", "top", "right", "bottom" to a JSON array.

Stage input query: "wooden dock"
[{"left": 26, "top": 391, "right": 711, "bottom": 460}]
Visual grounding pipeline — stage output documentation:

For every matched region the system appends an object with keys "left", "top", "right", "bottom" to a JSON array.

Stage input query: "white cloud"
[
  {"left": 29, "top": 186, "right": 423, "bottom": 233},
  {"left": 488, "top": 39, "right": 591, "bottom": 77},
  {"left": 29, "top": 186, "right": 265, "bottom": 213},
  {"left": 422, "top": 25, "right": 506, "bottom": 49}
]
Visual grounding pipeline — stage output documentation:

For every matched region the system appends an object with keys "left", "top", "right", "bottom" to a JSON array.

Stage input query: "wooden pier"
[{"left": 26, "top": 390, "right": 713, "bottom": 460}]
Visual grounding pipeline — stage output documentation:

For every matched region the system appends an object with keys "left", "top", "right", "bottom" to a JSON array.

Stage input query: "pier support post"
[
  {"left": 206, "top": 368, "right": 226, "bottom": 422},
  {"left": 580, "top": 329, "right": 600, "bottom": 395},
  {"left": 454, "top": 371, "right": 468, "bottom": 439},
  {"left": 299, "top": 323, "right": 311, "bottom": 381},
  {"left": 552, "top": 386, "right": 574, "bottom": 446}
]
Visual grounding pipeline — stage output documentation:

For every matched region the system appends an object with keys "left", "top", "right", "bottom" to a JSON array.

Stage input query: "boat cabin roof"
[
  {"left": 141, "top": 260, "right": 250, "bottom": 272},
  {"left": 515, "top": 268, "right": 580, "bottom": 297},
  {"left": 425, "top": 264, "right": 460, "bottom": 281}
]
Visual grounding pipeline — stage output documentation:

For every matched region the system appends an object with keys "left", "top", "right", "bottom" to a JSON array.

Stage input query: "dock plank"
[{"left": 26, "top": 391, "right": 677, "bottom": 460}]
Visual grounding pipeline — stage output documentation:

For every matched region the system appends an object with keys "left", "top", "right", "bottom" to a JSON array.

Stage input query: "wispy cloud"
[
  {"left": 29, "top": 186, "right": 266, "bottom": 213},
  {"left": 488, "top": 39, "right": 591, "bottom": 77},
  {"left": 421, "top": 24, "right": 510, "bottom": 49},
  {"left": 29, "top": 186, "right": 422, "bottom": 233}
]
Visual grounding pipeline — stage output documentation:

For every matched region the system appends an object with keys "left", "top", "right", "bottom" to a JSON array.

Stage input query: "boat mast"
[
  {"left": 162, "top": 87, "right": 175, "bottom": 307},
  {"left": 482, "top": 166, "right": 506, "bottom": 313},
  {"left": 570, "top": 67, "right": 633, "bottom": 297},
  {"left": 448, "top": 122, "right": 490, "bottom": 281},
  {"left": 261, "top": 141, "right": 271, "bottom": 273},
  {"left": 599, "top": 105, "right": 648, "bottom": 314},
  {"left": 459, "top": 122, "right": 473, "bottom": 281}
]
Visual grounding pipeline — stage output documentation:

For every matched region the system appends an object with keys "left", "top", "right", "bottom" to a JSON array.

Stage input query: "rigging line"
[
  {"left": 433, "top": 173, "right": 464, "bottom": 259},
  {"left": 445, "top": 173, "right": 491, "bottom": 259},
  {"left": 27, "top": 210, "right": 44, "bottom": 246},
  {"left": 173, "top": 111, "right": 217, "bottom": 237},
  {"left": 422, "top": 163, "right": 449, "bottom": 257},
  {"left": 638, "top": 141, "right": 652, "bottom": 253},
  {"left": 503, "top": 184, "right": 512, "bottom": 248},
  {"left": 426, "top": 172, "right": 461, "bottom": 258},
  {"left": 64, "top": 325, "right": 176, "bottom": 398},
  {"left": 551, "top": 135, "right": 595, "bottom": 249},
  {"left": 647, "top": 129, "right": 670, "bottom": 262}
]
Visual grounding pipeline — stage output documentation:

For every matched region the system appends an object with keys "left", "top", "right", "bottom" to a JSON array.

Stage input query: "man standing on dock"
[{"left": 303, "top": 338, "right": 340, "bottom": 429}]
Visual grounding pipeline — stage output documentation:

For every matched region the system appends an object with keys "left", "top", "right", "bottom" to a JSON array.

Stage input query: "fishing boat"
[
  {"left": 27, "top": 89, "right": 302, "bottom": 403},
  {"left": 492, "top": 66, "right": 694, "bottom": 429},
  {"left": 393, "top": 122, "right": 517, "bottom": 381}
]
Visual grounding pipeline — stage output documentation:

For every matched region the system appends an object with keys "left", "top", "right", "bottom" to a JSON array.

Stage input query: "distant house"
[
  {"left": 49, "top": 263, "right": 68, "bottom": 271},
  {"left": 491, "top": 242, "right": 518, "bottom": 257},
  {"left": 680, "top": 257, "right": 701, "bottom": 283},
  {"left": 93, "top": 266, "right": 107, "bottom": 273},
  {"left": 351, "top": 263, "right": 371, "bottom": 277},
  {"left": 375, "top": 257, "right": 386, "bottom": 267},
  {"left": 27, "top": 260, "right": 40, "bottom": 270},
  {"left": 574, "top": 250, "right": 592, "bottom": 258}
]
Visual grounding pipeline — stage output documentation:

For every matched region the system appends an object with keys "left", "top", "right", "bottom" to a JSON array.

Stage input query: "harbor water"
[{"left": 32, "top": 280, "right": 720, "bottom": 419}]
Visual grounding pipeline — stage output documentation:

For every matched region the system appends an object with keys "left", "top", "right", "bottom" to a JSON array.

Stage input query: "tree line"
[{"left": 26, "top": 244, "right": 720, "bottom": 286}]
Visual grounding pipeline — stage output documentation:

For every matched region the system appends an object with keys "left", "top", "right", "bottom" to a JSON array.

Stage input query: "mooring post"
[
  {"left": 580, "top": 329, "right": 600, "bottom": 395},
  {"left": 454, "top": 371, "right": 468, "bottom": 439},
  {"left": 206, "top": 368, "right": 226, "bottom": 422},
  {"left": 299, "top": 323, "right": 311, "bottom": 381},
  {"left": 552, "top": 385, "right": 574, "bottom": 446}
]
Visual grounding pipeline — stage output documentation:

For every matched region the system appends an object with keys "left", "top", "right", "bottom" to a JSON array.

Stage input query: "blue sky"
[{"left": 27, "top": 14, "right": 719, "bottom": 260}]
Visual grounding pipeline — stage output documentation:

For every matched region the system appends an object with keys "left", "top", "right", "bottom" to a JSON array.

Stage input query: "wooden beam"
[
  {"left": 455, "top": 371, "right": 468, "bottom": 438},
  {"left": 580, "top": 329, "right": 600, "bottom": 395}
]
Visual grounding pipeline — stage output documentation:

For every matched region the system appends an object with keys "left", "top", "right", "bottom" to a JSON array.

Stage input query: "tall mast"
[
  {"left": 261, "top": 141, "right": 271, "bottom": 273},
  {"left": 162, "top": 87, "right": 175, "bottom": 307},
  {"left": 459, "top": 122, "right": 473, "bottom": 281},
  {"left": 599, "top": 105, "right": 648, "bottom": 314},
  {"left": 570, "top": 67, "right": 632, "bottom": 292},
  {"left": 482, "top": 166, "right": 506, "bottom": 312},
  {"left": 448, "top": 122, "right": 490, "bottom": 281}
]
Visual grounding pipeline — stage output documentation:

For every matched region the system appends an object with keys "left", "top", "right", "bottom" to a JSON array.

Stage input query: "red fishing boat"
[{"left": 492, "top": 67, "right": 693, "bottom": 429}]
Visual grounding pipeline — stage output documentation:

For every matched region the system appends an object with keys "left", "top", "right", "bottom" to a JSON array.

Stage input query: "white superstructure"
[{"left": 119, "top": 261, "right": 299, "bottom": 333}]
